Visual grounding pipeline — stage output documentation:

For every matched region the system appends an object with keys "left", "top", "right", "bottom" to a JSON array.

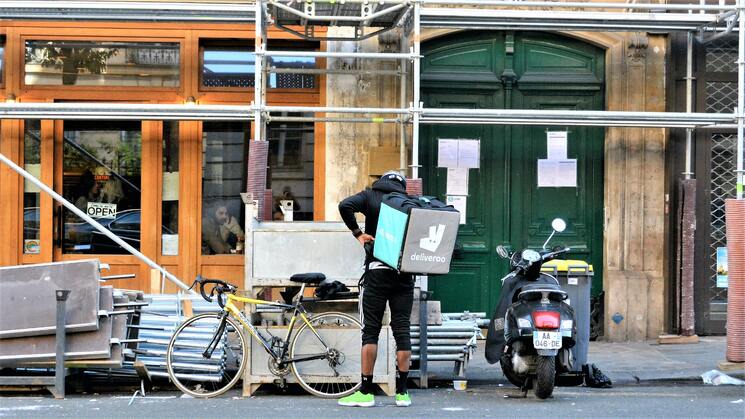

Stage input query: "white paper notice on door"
[
  {"left": 438, "top": 139, "right": 480, "bottom": 168},
  {"left": 537, "top": 159, "right": 577, "bottom": 187},
  {"left": 457, "top": 140, "right": 480, "bottom": 169},
  {"left": 547, "top": 131, "right": 568, "bottom": 160},
  {"left": 162, "top": 234, "right": 179, "bottom": 256},
  {"left": 446, "top": 195, "right": 467, "bottom": 225},
  {"left": 446, "top": 168, "right": 469, "bottom": 195},
  {"left": 438, "top": 139, "right": 460, "bottom": 168},
  {"left": 556, "top": 159, "right": 577, "bottom": 187}
]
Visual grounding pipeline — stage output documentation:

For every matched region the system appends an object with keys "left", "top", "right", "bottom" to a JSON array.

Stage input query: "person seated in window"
[
  {"left": 202, "top": 201, "right": 244, "bottom": 254},
  {"left": 219, "top": 206, "right": 245, "bottom": 249}
]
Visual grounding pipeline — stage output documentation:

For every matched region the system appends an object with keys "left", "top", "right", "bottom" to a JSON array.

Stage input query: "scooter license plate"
[{"left": 533, "top": 331, "right": 562, "bottom": 350}]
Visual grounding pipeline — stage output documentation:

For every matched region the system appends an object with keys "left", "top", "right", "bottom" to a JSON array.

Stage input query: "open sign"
[{"left": 86, "top": 202, "right": 117, "bottom": 219}]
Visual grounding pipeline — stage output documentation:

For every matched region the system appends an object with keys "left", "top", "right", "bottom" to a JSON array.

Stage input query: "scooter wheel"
[{"left": 535, "top": 355, "right": 556, "bottom": 399}]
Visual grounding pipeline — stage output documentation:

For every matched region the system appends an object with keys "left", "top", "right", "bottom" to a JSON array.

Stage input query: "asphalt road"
[{"left": 2, "top": 383, "right": 744, "bottom": 418}]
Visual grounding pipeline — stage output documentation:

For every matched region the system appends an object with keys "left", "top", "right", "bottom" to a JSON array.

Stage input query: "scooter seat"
[
  {"left": 518, "top": 283, "right": 567, "bottom": 301},
  {"left": 522, "top": 283, "right": 561, "bottom": 292}
]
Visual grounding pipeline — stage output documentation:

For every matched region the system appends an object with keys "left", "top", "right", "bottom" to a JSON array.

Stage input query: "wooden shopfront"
[{"left": 0, "top": 20, "right": 326, "bottom": 292}]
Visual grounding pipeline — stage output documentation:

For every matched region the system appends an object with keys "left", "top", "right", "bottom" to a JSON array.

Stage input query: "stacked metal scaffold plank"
[{"left": 0, "top": 260, "right": 147, "bottom": 395}]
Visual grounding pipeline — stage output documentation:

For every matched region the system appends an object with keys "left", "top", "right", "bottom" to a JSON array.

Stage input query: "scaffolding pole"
[
  {"left": 261, "top": 50, "right": 420, "bottom": 59},
  {"left": 0, "top": 153, "right": 195, "bottom": 294},
  {"left": 420, "top": 1, "right": 733, "bottom": 11},
  {"left": 0, "top": 1, "right": 255, "bottom": 22},
  {"left": 0, "top": 102, "right": 254, "bottom": 121},
  {"left": 255, "top": 0, "right": 265, "bottom": 143},
  {"left": 0, "top": 102, "right": 734, "bottom": 128},
  {"left": 419, "top": 108, "right": 733, "bottom": 128},
  {"left": 685, "top": 31, "right": 695, "bottom": 179},
  {"left": 412, "top": 0, "right": 422, "bottom": 179},
  {"left": 739, "top": 0, "right": 745, "bottom": 199}
]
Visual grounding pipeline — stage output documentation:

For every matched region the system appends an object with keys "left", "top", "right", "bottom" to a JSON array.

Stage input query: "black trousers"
[{"left": 360, "top": 268, "right": 414, "bottom": 351}]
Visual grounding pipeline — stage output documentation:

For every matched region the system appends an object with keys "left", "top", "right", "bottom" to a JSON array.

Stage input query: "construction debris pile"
[{"left": 0, "top": 260, "right": 147, "bottom": 391}]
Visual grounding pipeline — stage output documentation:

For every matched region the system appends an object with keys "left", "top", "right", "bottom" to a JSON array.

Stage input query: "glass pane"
[
  {"left": 202, "top": 122, "right": 249, "bottom": 255},
  {"left": 267, "top": 116, "right": 314, "bottom": 221},
  {"left": 201, "top": 43, "right": 315, "bottom": 89},
  {"left": 202, "top": 47, "right": 254, "bottom": 88},
  {"left": 62, "top": 121, "right": 142, "bottom": 254},
  {"left": 25, "top": 41, "right": 180, "bottom": 87},
  {"left": 23, "top": 120, "right": 42, "bottom": 254},
  {"left": 269, "top": 56, "right": 316, "bottom": 89},
  {"left": 162, "top": 121, "right": 179, "bottom": 256},
  {"left": 0, "top": 37, "right": 5, "bottom": 85}
]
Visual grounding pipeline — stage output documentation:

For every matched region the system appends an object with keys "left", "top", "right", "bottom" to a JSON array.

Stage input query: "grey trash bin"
[{"left": 541, "top": 260, "right": 593, "bottom": 372}]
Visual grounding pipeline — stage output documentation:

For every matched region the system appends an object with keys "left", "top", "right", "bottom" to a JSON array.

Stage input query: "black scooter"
[{"left": 485, "top": 218, "right": 578, "bottom": 399}]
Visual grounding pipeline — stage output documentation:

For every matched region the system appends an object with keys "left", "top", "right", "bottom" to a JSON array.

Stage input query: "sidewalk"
[{"left": 427, "top": 336, "right": 741, "bottom": 386}]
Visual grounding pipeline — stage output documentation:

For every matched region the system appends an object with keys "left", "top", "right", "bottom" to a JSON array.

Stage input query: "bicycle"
[{"left": 165, "top": 273, "right": 362, "bottom": 398}]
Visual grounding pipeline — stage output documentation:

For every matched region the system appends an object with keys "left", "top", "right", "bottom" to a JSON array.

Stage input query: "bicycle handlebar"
[{"left": 190, "top": 275, "right": 238, "bottom": 308}]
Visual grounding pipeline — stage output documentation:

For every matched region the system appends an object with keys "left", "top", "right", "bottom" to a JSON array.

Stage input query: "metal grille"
[
  {"left": 705, "top": 37, "right": 738, "bottom": 73},
  {"left": 201, "top": 74, "right": 315, "bottom": 89},
  {"left": 709, "top": 133, "right": 736, "bottom": 304},
  {"left": 705, "top": 82, "right": 737, "bottom": 113}
]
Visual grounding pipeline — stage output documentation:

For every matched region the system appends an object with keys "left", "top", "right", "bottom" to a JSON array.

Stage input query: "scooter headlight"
[
  {"left": 517, "top": 318, "right": 532, "bottom": 328},
  {"left": 561, "top": 320, "right": 573, "bottom": 330}
]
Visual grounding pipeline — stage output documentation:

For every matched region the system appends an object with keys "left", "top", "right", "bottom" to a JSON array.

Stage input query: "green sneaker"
[
  {"left": 338, "top": 391, "right": 375, "bottom": 407},
  {"left": 395, "top": 393, "right": 412, "bottom": 407}
]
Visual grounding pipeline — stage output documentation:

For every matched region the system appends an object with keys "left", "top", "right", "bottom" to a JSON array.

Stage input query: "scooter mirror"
[
  {"left": 496, "top": 245, "right": 510, "bottom": 259},
  {"left": 551, "top": 218, "right": 567, "bottom": 233}
]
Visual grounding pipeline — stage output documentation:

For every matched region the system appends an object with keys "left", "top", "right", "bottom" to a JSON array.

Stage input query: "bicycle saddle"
[{"left": 290, "top": 272, "right": 326, "bottom": 284}]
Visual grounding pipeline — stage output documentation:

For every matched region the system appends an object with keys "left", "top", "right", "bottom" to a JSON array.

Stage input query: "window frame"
[
  {"left": 21, "top": 36, "right": 185, "bottom": 93},
  {"left": 198, "top": 38, "right": 320, "bottom": 94}
]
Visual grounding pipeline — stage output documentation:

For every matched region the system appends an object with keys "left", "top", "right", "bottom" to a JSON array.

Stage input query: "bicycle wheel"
[
  {"left": 166, "top": 312, "right": 247, "bottom": 398},
  {"left": 290, "top": 311, "right": 362, "bottom": 398}
]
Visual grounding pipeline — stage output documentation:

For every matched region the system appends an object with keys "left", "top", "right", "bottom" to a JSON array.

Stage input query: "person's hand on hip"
[{"left": 357, "top": 234, "right": 374, "bottom": 246}]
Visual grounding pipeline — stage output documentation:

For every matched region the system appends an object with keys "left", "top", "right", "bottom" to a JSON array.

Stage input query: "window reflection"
[
  {"left": 62, "top": 121, "right": 142, "bottom": 254},
  {"left": 0, "top": 37, "right": 5, "bottom": 85},
  {"left": 23, "top": 121, "right": 42, "bottom": 254},
  {"left": 25, "top": 41, "right": 180, "bottom": 87},
  {"left": 267, "top": 115, "right": 314, "bottom": 221},
  {"left": 201, "top": 41, "right": 317, "bottom": 89},
  {"left": 162, "top": 121, "right": 179, "bottom": 255},
  {"left": 202, "top": 122, "right": 249, "bottom": 255}
]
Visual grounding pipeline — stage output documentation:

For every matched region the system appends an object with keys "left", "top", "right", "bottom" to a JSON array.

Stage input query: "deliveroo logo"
[{"left": 420, "top": 224, "right": 446, "bottom": 252}]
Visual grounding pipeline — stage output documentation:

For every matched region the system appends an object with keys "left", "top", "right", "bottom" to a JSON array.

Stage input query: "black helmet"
[{"left": 381, "top": 170, "right": 406, "bottom": 189}]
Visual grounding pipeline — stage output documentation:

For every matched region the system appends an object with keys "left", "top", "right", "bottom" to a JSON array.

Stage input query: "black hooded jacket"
[{"left": 338, "top": 175, "right": 407, "bottom": 238}]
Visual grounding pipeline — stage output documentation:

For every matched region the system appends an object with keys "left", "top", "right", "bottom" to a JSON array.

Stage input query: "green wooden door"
[{"left": 421, "top": 32, "right": 605, "bottom": 313}]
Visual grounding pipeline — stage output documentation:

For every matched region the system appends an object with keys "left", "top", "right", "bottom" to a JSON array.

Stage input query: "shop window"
[
  {"left": 267, "top": 115, "right": 314, "bottom": 221},
  {"left": 23, "top": 121, "right": 42, "bottom": 254},
  {"left": 0, "top": 36, "right": 5, "bottom": 87},
  {"left": 162, "top": 121, "right": 179, "bottom": 256},
  {"left": 200, "top": 40, "right": 317, "bottom": 90},
  {"left": 24, "top": 40, "right": 180, "bottom": 87},
  {"left": 62, "top": 121, "right": 142, "bottom": 254},
  {"left": 202, "top": 122, "right": 249, "bottom": 255}
]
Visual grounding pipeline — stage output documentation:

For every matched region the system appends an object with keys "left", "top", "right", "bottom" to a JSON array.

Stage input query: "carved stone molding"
[{"left": 627, "top": 33, "right": 650, "bottom": 62}]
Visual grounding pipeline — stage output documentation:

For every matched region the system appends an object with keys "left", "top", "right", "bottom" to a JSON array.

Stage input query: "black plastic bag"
[
  {"left": 583, "top": 363, "right": 613, "bottom": 388},
  {"left": 314, "top": 280, "right": 350, "bottom": 300}
]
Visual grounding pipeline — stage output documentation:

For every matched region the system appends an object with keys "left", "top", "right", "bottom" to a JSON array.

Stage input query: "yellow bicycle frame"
[{"left": 220, "top": 291, "right": 323, "bottom": 359}]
